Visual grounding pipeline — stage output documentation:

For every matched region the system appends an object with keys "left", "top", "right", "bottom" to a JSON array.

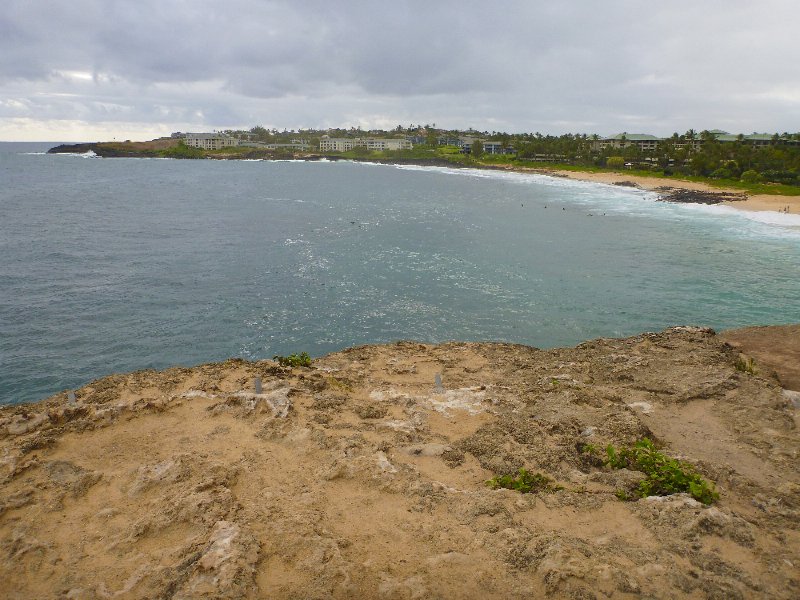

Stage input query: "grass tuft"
[
  {"left": 486, "top": 468, "right": 562, "bottom": 494},
  {"left": 734, "top": 355, "right": 757, "bottom": 375}
]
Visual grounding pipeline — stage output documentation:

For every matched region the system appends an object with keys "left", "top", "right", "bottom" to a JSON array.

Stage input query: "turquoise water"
[{"left": 1, "top": 143, "right": 799, "bottom": 404}]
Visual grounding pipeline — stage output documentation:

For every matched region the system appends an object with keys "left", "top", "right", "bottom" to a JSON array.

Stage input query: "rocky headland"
[{"left": 1, "top": 325, "right": 798, "bottom": 599}]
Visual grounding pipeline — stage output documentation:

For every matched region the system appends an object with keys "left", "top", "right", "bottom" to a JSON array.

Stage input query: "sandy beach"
[{"left": 551, "top": 169, "right": 800, "bottom": 213}]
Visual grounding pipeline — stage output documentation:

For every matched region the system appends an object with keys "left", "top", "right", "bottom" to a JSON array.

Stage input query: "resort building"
[
  {"left": 363, "top": 138, "right": 413, "bottom": 151},
  {"left": 265, "top": 141, "right": 310, "bottom": 151},
  {"left": 591, "top": 133, "right": 662, "bottom": 152},
  {"left": 182, "top": 133, "right": 240, "bottom": 150},
  {"left": 590, "top": 131, "right": 799, "bottom": 153},
  {"left": 240, "top": 139, "right": 311, "bottom": 151},
  {"left": 481, "top": 141, "right": 515, "bottom": 155},
  {"left": 712, "top": 132, "right": 799, "bottom": 147},
  {"left": 318, "top": 136, "right": 412, "bottom": 152}
]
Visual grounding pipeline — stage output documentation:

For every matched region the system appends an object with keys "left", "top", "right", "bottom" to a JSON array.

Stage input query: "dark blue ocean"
[{"left": 2, "top": 142, "right": 799, "bottom": 404}]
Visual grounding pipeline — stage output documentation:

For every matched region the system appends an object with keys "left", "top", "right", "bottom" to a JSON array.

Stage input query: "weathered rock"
[{"left": 1, "top": 326, "right": 798, "bottom": 598}]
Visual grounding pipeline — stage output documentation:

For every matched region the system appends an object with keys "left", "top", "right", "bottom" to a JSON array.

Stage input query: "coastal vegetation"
[
  {"left": 490, "top": 438, "right": 719, "bottom": 505},
  {"left": 247, "top": 123, "right": 800, "bottom": 190},
  {"left": 159, "top": 142, "right": 206, "bottom": 159},
  {"left": 486, "top": 468, "right": 561, "bottom": 494},
  {"left": 273, "top": 352, "right": 312, "bottom": 368},
  {"left": 582, "top": 438, "right": 719, "bottom": 505}
]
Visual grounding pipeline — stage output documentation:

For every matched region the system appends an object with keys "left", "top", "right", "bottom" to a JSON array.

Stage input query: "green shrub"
[
  {"left": 273, "top": 352, "right": 312, "bottom": 368},
  {"left": 606, "top": 156, "right": 625, "bottom": 169},
  {"left": 598, "top": 438, "right": 718, "bottom": 504},
  {"left": 159, "top": 142, "right": 206, "bottom": 159},
  {"left": 487, "top": 468, "right": 561, "bottom": 494},
  {"left": 761, "top": 170, "right": 799, "bottom": 185},
  {"left": 740, "top": 169, "right": 762, "bottom": 183},
  {"left": 710, "top": 167, "right": 733, "bottom": 179}
]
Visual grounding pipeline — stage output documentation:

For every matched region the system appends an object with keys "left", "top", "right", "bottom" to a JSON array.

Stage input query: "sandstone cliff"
[{"left": 1, "top": 326, "right": 798, "bottom": 599}]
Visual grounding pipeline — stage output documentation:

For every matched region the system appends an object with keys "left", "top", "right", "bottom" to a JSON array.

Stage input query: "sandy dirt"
[
  {"left": 720, "top": 325, "right": 800, "bottom": 391},
  {"left": 1, "top": 326, "right": 798, "bottom": 599},
  {"left": 550, "top": 169, "right": 800, "bottom": 213}
]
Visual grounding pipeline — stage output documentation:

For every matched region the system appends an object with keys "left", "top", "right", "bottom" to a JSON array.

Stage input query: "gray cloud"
[{"left": 1, "top": 0, "right": 799, "bottom": 140}]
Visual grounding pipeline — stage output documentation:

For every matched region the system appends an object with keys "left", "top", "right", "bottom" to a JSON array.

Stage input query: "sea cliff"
[{"left": 1, "top": 326, "right": 798, "bottom": 598}]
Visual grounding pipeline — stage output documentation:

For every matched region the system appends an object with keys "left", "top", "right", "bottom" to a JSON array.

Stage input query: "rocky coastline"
[
  {"left": 2, "top": 325, "right": 798, "bottom": 598},
  {"left": 655, "top": 187, "right": 747, "bottom": 205},
  {"left": 608, "top": 181, "right": 747, "bottom": 204},
  {"left": 47, "top": 142, "right": 163, "bottom": 158}
]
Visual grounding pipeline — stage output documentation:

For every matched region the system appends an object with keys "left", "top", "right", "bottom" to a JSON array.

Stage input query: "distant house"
[
  {"left": 318, "top": 136, "right": 412, "bottom": 152},
  {"left": 183, "top": 133, "right": 239, "bottom": 150}
]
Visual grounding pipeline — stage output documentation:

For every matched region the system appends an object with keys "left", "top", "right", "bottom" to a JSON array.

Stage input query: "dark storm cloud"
[{"left": 1, "top": 0, "right": 798, "bottom": 139}]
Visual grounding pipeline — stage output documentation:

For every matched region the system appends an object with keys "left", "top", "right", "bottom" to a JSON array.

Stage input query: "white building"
[
  {"left": 363, "top": 138, "right": 413, "bottom": 151},
  {"left": 319, "top": 137, "right": 358, "bottom": 152},
  {"left": 183, "top": 133, "right": 239, "bottom": 150},
  {"left": 319, "top": 136, "right": 412, "bottom": 152}
]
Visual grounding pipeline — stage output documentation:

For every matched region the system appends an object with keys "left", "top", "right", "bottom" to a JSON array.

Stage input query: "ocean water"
[{"left": 1, "top": 142, "right": 799, "bottom": 404}]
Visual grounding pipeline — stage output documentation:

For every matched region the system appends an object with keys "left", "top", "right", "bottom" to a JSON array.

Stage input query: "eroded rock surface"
[{"left": 1, "top": 327, "right": 798, "bottom": 598}]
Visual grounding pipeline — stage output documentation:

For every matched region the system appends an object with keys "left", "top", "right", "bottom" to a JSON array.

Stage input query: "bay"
[{"left": 1, "top": 143, "right": 799, "bottom": 404}]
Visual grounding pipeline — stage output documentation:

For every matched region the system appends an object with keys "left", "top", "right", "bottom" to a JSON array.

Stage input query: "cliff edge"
[{"left": 1, "top": 326, "right": 798, "bottom": 599}]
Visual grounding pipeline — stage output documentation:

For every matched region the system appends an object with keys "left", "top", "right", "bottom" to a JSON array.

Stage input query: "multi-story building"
[
  {"left": 591, "top": 131, "right": 798, "bottom": 153},
  {"left": 481, "top": 141, "right": 515, "bottom": 155},
  {"left": 319, "top": 136, "right": 412, "bottom": 152},
  {"left": 591, "top": 133, "right": 662, "bottom": 152},
  {"left": 182, "top": 133, "right": 239, "bottom": 150},
  {"left": 362, "top": 138, "right": 413, "bottom": 151}
]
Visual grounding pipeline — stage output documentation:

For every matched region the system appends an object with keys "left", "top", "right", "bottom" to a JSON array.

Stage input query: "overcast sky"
[{"left": 1, "top": 0, "right": 799, "bottom": 141}]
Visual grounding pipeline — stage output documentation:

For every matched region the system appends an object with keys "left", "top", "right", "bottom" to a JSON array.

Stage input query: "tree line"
[{"left": 233, "top": 125, "right": 800, "bottom": 186}]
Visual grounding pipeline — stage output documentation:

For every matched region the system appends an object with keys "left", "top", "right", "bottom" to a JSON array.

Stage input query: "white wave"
[{"left": 54, "top": 150, "right": 98, "bottom": 158}]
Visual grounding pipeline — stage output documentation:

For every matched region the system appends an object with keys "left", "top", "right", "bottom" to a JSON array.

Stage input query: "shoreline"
[
  {"left": 547, "top": 168, "right": 799, "bottom": 213},
  {"left": 46, "top": 142, "right": 799, "bottom": 214},
  {"left": 326, "top": 159, "right": 800, "bottom": 215}
]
